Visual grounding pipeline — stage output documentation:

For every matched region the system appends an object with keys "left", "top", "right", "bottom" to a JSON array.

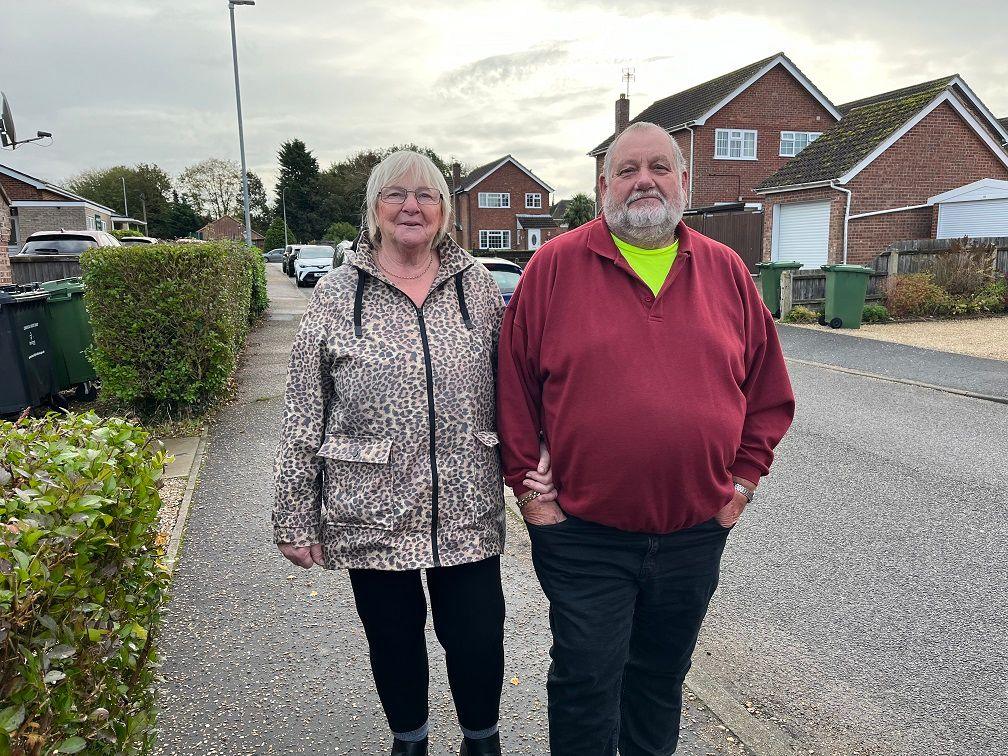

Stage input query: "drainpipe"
[
  {"left": 831, "top": 181, "right": 852, "bottom": 264},
  {"left": 685, "top": 124, "right": 695, "bottom": 207}
]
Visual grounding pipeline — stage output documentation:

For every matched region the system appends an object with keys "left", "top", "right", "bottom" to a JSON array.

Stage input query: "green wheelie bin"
[
  {"left": 0, "top": 286, "right": 60, "bottom": 416},
  {"left": 38, "top": 277, "right": 99, "bottom": 400},
  {"left": 755, "top": 261, "right": 803, "bottom": 317},
  {"left": 820, "top": 264, "right": 874, "bottom": 329}
]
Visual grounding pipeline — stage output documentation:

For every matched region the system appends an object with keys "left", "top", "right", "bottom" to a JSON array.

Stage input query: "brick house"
[
  {"left": 196, "top": 215, "right": 265, "bottom": 250},
  {"left": 589, "top": 53, "right": 842, "bottom": 209},
  {"left": 1, "top": 163, "right": 116, "bottom": 253},
  {"left": 755, "top": 76, "right": 1008, "bottom": 267},
  {"left": 0, "top": 182, "right": 11, "bottom": 285},
  {"left": 451, "top": 156, "right": 558, "bottom": 253}
]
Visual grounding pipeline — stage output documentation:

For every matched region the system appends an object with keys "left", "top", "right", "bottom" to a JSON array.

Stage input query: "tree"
[
  {"left": 235, "top": 171, "right": 271, "bottom": 232},
  {"left": 65, "top": 163, "right": 173, "bottom": 237},
  {"left": 263, "top": 217, "right": 296, "bottom": 251},
  {"left": 275, "top": 139, "right": 322, "bottom": 241},
  {"left": 177, "top": 158, "right": 242, "bottom": 220},
  {"left": 323, "top": 221, "right": 358, "bottom": 243},
  {"left": 157, "top": 191, "right": 205, "bottom": 239},
  {"left": 563, "top": 193, "right": 596, "bottom": 230}
]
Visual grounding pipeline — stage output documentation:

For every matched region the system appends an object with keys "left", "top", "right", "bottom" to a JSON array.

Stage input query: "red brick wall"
[
  {"left": 843, "top": 100, "right": 1008, "bottom": 262},
  {"left": 0, "top": 191, "right": 11, "bottom": 285},
  {"left": 460, "top": 161, "right": 554, "bottom": 251},
  {"left": 761, "top": 186, "right": 846, "bottom": 264},
  {"left": 763, "top": 100, "right": 1008, "bottom": 266},
  {"left": 694, "top": 65, "right": 837, "bottom": 207},
  {"left": 0, "top": 173, "right": 69, "bottom": 202}
]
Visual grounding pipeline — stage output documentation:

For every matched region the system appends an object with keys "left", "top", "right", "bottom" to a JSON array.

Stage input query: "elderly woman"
[{"left": 273, "top": 150, "right": 554, "bottom": 756}]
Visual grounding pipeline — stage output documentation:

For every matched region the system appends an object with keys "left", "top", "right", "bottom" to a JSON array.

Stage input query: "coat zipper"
[{"left": 361, "top": 265, "right": 472, "bottom": 568}]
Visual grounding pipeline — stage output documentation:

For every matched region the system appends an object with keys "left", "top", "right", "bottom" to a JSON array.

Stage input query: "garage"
[
  {"left": 772, "top": 200, "right": 831, "bottom": 267},
  {"left": 930, "top": 179, "right": 1008, "bottom": 239}
]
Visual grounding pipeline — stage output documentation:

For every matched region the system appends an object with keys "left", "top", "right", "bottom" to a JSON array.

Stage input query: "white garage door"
[
  {"left": 936, "top": 198, "right": 1008, "bottom": 238},
  {"left": 774, "top": 201, "right": 831, "bottom": 267}
]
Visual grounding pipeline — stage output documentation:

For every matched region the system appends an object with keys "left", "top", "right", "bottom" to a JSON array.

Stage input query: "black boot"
[
  {"left": 391, "top": 736, "right": 428, "bottom": 756},
  {"left": 459, "top": 731, "right": 501, "bottom": 756}
]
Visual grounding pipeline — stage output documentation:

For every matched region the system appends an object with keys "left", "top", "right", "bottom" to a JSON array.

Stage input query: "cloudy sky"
[{"left": 3, "top": 0, "right": 1006, "bottom": 206}]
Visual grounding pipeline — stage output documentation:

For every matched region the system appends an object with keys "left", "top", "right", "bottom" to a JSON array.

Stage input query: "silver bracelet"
[{"left": 516, "top": 490, "right": 541, "bottom": 508}]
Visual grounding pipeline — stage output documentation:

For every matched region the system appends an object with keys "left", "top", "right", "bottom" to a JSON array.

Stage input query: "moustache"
[{"left": 625, "top": 190, "right": 667, "bottom": 208}]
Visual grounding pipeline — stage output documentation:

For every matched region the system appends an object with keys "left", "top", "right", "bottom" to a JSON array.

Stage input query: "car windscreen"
[
  {"left": 489, "top": 269, "right": 521, "bottom": 292},
  {"left": 299, "top": 247, "right": 335, "bottom": 259},
  {"left": 20, "top": 237, "right": 98, "bottom": 255}
]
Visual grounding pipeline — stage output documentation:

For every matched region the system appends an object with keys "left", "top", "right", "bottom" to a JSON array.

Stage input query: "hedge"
[
  {"left": 80, "top": 241, "right": 266, "bottom": 408},
  {"left": 0, "top": 412, "right": 170, "bottom": 754}
]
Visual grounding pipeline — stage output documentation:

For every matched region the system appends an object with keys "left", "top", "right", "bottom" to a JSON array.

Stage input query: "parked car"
[
  {"left": 263, "top": 247, "right": 284, "bottom": 263},
  {"left": 119, "top": 236, "right": 158, "bottom": 245},
  {"left": 282, "top": 244, "right": 303, "bottom": 276},
  {"left": 294, "top": 245, "right": 336, "bottom": 287},
  {"left": 479, "top": 257, "right": 523, "bottom": 305},
  {"left": 18, "top": 229, "right": 121, "bottom": 255}
]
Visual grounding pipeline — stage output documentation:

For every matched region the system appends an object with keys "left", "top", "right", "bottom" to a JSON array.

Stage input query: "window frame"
[
  {"left": 714, "top": 128, "right": 758, "bottom": 161},
  {"left": 478, "top": 192, "right": 510, "bottom": 208},
  {"left": 779, "top": 131, "right": 822, "bottom": 157},
  {"left": 525, "top": 192, "right": 542, "bottom": 209},
  {"left": 478, "top": 229, "right": 511, "bottom": 250}
]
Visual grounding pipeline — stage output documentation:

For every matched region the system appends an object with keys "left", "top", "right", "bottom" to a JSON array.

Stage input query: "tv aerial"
[{"left": 1, "top": 91, "right": 53, "bottom": 149}]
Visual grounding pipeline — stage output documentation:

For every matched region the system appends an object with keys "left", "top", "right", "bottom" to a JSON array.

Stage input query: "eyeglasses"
[{"left": 379, "top": 186, "right": 442, "bottom": 206}]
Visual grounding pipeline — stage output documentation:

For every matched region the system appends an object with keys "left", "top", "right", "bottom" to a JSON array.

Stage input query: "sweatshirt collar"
[{"left": 587, "top": 215, "right": 693, "bottom": 261}]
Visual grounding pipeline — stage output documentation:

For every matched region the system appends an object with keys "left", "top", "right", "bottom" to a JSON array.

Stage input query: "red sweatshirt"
[{"left": 496, "top": 217, "right": 795, "bottom": 533}]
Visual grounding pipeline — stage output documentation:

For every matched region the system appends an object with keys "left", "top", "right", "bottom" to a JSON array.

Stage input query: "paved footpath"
[{"left": 155, "top": 265, "right": 751, "bottom": 755}]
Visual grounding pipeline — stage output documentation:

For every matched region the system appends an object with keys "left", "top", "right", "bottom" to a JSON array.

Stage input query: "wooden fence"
[
  {"left": 778, "top": 236, "right": 1008, "bottom": 309},
  {"left": 682, "top": 210, "right": 763, "bottom": 273},
  {"left": 10, "top": 255, "right": 83, "bottom": 285}
]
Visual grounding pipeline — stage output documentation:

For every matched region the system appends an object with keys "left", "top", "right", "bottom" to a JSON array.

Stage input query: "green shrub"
[
  {"left": 262, "top": 217, "right": 295, "bottom": 252},
  {"left": 862, "top": 303, "right": 890, "bottom": 323},
  {"left": 0, "top": 412, "right": 170, "bottom": 755},
  {"left": 945, "top": 278, "right": 1008, "bottom": 316},
  {"left": 781, "top": 306, "right": 820, "bottom": 324},
  {"left": 111, "top": 229, "right": 144, "bottom": 240},
  {"left": 322, "top": 221, "right": 358, "bottom": 244},
  {"left": 882, "top": 273, "right": 952, "bottom": 317},
  {"left": 81, "top": 241, "right": 255, "bottom": 408},
  {"left": 248, "top": 246, "right": 269, "bottom": 322}
]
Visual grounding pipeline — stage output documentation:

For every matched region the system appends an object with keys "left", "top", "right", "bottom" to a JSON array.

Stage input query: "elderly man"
[{"left": 496, "top": 122, "right": 795, "bottom": 755}]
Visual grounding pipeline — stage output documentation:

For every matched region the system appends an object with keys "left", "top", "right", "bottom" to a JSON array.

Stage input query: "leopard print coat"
[{"left": 273, "top": 231, "right": 506, "bottom": 570}]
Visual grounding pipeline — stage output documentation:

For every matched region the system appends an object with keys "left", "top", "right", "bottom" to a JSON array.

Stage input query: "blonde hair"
[{"left": 364, "top": 150, "right": 452, "bottom": 244}]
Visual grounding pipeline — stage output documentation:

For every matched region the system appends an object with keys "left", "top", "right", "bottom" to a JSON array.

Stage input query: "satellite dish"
[{"left": 1, "top": 92, "right": 16, "bottom": 148}]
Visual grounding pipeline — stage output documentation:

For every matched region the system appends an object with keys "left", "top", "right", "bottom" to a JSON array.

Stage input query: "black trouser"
[
  {"left": 348, "top": 555, "right": 505, "bottom": 737},
  {"left": 528, "top": 515, "right": 731, "bottom": 756}
]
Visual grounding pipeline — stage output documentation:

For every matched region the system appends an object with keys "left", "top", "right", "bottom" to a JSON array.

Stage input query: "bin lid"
[
  {"left": 756, "top": 261, "right": 804, "bottom": 269},
  {"left": 0, "top": 289, "right": 49, "bottom": 306},
  {"left": 39, "top": 277, "right": 85, "bottom": 301},
  {"left": 820, "top": 264, "right": 874, "bottom": 273}
]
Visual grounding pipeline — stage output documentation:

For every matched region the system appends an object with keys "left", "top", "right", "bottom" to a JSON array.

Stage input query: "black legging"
[{"left": 348, "top": 555, "right": 505, "bottom": 735}]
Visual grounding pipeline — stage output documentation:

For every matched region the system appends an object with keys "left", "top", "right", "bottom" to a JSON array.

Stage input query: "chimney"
[
  {"left": 615, "top": 94, "right": 630, "bottom": 137},
  {"left": 451, "top": 162, "right": 461, "bottom": 191}
]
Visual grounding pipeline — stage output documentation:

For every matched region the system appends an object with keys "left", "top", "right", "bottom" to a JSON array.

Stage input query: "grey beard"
[{"left": 603, "top": 192, "right": 684, "bottom": 247}]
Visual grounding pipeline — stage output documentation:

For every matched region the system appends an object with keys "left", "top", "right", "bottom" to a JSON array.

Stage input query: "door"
[
  {"left": 936, "top": 199, "right": 1008, "bottom": 238},
  {"left": 773, "top": 201, "right": 831, "bottom": 267},
  {"left": 528, "top": 229, "right": 540, "bottom": 251}
]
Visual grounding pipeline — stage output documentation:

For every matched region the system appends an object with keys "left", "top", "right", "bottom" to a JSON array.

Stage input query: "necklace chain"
[{"left": 376, "top": 249, "right": 435, "bottom": 280}]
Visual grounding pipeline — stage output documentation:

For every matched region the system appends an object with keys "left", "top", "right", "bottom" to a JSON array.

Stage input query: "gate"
[{"left": 682, "top": 210, "right": 764, "bottom": 272}]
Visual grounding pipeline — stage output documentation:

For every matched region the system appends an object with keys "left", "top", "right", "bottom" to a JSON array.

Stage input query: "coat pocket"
[{"left": 317, "top": 436, "right": 398, "bottom": 529}]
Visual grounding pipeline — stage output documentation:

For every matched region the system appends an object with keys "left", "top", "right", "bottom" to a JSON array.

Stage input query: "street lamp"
[
  {"left": 229, "top": 0, "right": 254, "bottom": 247},
  {"left": 282, "top": 187, "right": 288, "bottom": 247}
]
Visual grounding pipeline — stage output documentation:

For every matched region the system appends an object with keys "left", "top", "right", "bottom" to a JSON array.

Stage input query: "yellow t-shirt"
[{"left": 611, "top": 234, "right": 679, "bottom": 297}]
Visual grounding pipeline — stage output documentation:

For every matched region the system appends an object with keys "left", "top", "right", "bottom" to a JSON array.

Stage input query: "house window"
[
  {"left": 714, "top": 129, "right": 757, "bottom": 160},
  {"left": 479, "top": 230, "right": 511, "bottom": 250},
  {"left": 86, "top": 215, "right": 96, "bottom": 230},
  {"left": 779, "top": 131, "right": 822, "bottom": 157},
  {"left": 478, "top": 192, "right": 510, "bottom": 208},
  {"left": 525, "top": 193, "right": 542, "bottom": 209}
]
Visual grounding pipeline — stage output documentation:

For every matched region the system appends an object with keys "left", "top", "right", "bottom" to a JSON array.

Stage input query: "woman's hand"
[
  {"left": 278, "top": 542, "right": 325, "bottom": 569},
  {"left": 523, "top": 441, "right": 557, "bottom": 503}
]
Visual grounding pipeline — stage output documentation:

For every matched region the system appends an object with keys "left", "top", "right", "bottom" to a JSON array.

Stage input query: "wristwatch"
[{"left": 734, "top": 482, "right": 754, "bottom": 503}]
